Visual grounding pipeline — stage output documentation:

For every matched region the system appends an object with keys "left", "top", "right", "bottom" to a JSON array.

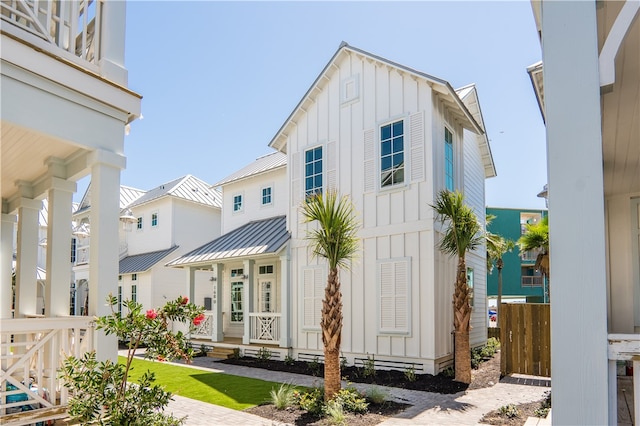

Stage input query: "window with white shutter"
[
  {"left": 302, "top": 267, "right": 325, "bottom": 330},
  {"left": 378, "top": 258, "right": 411, "bottom": 334}
]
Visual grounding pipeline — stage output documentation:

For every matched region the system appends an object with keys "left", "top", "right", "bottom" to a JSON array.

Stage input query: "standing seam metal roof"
[
  {"left": 128, "top": 175, "right": 222, "bottom": 208},
  {"left": 166, "top": 216, "right": 289, "bottom": 266},
  {"left": 213, "top": 151, "right": 286, "bottom": 187},
  {"left": 119, "top": 246, "right": 179, "bottom": 274}
]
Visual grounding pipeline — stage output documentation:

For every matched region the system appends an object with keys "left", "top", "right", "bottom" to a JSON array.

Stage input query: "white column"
[
  {"left": 98, "top": 0, "right": 128, "bottom": 85},
  {"left": 13, "top": 196, "right": 42, "bottom": 317},
  {"left": 1, "top": 214, "right": 17, "bottom": 318},
  {"left": 279, "top": 250, "right": 291, "bottom": 348},
  {"left": 242, "top": 259, "right": 254, "bottom": 345},
  {"left": 88, "top": 150, "right": 126, "bottom": 362},
  {"left": 45, "top": 175, "right": 76, "bottom": 317},
  {"left": 542, "top": 1, "right": 609, "bottom": 423},
  {"left": 212, "top": 263, "right": 223, "bottom": 341}
]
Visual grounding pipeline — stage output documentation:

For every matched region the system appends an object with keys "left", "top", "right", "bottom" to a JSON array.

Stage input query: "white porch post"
[
  {"left": 542, "top": 0, "right": 609, "bottom": 423},
  {"left": 187, "top": 266, "right": 196, "bottom": 307},
  {"left": 44, "top": 164, "right": 76, "bottom": 317},
  {"left": 212, "top": 263, "right": 223, "bottom": 341},
  {"left": 88, "top": 149, "right": 125, "bottom": 362},
  {"left": 98, "top": 0, "right": 128, "bottom": 86},
  {"left": 0, "top": 214, "right": 16, "bottom": 319},
  {"left": 279, "top": 250, "right": 290, "bottom": 348},
  {"left": 12, "top": 193, "right": 42, "bottom": 317},
  {"left": 242, "top": 259, "right": 254, "bottom": 345}
]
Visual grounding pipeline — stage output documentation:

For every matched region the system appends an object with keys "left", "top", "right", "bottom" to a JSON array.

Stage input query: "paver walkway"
[{"left": 148, "top": 353, "right": 551, "bottom": 426}]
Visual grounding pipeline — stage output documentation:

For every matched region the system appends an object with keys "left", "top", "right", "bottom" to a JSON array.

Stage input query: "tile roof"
[
  {"left": 166, "top": 216, "right": 289, "bottom": 267},
  {"left": 119, "top": 246, "right": 179, "bottom": 274},
  {"left": 128, "top": 175, "right": 221, "bottom": 208},
  {"left": 213, "top": 151, "right": 286, "bottom": 187}
]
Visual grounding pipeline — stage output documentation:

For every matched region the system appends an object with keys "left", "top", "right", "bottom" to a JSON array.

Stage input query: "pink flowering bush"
[{"left": 60, "top": 295, "right": 204, "bottom": 425}]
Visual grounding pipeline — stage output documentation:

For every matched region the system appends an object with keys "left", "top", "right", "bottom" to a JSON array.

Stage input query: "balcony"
[
  {"left": 522, "top": 275, "right": 544, "bottom": 287},
  {"left": 1, "top": 316, "right": 95, "bottom": 424},
  {"left": 1, "top": 0, "right": 100, "bottom": 71}
]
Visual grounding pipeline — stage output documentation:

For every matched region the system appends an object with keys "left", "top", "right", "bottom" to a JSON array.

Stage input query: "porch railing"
[
  {"left": 0, "top": 0, "right": 101, "bottom": 69},
  {"left": 191, "top": 312, "right": 214, "bottom": 339},
  {"left": 608, "top": 334, "right": 640, "bottom": 425},
  {"left": 1, "top": 316, "right": 95, "bottom": 423},
  {"left": 249, "top": 313, "right": 281, "bottom": 344}
]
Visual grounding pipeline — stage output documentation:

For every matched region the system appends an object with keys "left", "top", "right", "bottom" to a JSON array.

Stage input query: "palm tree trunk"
[
  {"left": 453, "top": 257, "right": 472, "bottom": 384},
  {"left": 322, "top": 268, "right": 342, "bottom": 400}
]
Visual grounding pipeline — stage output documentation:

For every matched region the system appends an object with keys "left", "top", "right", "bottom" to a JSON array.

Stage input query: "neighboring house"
[
  {"left": 73, "top": 176, "right": 222, "bottom": 314},
  {"left": 486, "top": 207, "right": 548, "bottom": 306},
  {"left": 528, "top": 1, "right": 639, "bottom": 424},
  {"left": 1, "top": 0, "right": 141, "bottom": 420},
  {"left": 170, "top": 42, "right": 495, "bottom": 375},
  {"left": 167, "top": 152, "right": 290, "bottom": 347}
]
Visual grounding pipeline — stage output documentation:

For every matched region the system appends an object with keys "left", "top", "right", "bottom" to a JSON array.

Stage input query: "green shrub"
[
  {"left": 332, "top": 387, "right": 369, "bottom": 414},
  {"left": 296, "top": 387, "right": 324, "bottom": 415},
  {"left": 307, "top": 356, "right": 321, "bottom": 376},
  {"left": 340, "top": 354, "right": 348, "bottom": 369},
  {"left": 535, "top": 391, "right": 552, "bottom": 418},
  {"left": 325, "top": 400, "right": 346, "bottom": 425},
  {"left": 366, "top": 387, "right": 388, "bottom": 405},
  {"left": 270, "top": 383, "right": 295, "bottom": 410},
  {"left": 441, "top": 366, "right": 455, "bottom": 378},
  {"left": 404, "top": 364, "right": 417, "bottom": 382},
  {"left": 362, "top": 354, "right": 376, "bottom": 378},
  {"left": 257, "top": 347, "right": 272, "bottom": 361},
  {"left": 498, "top": 404, "right": 520, "bottom": 419},
  {"left": 284, "top": 354, "right": 295, "bottom": 365}
]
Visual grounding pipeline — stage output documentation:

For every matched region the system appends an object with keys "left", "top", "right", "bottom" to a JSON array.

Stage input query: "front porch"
[{"left": 191, "top": 311, "right": 284, "bottom": 347}]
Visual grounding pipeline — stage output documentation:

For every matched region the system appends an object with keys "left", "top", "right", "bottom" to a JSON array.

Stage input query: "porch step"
[{"left": 207, "top": 347, "right": 238, "bottom": 359}]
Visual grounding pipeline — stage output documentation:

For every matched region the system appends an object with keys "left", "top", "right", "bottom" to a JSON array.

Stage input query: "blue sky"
[{"left": 91, "top": 1, "right": 547, "bottom": 209}]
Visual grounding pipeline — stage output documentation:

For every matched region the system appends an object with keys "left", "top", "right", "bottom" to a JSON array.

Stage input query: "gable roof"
[
  {"left": 269, "top": 41, "right": 484, "bottom": 153},
  {"left": 74, "top": 184, "right": 146, "bottom": 215},
  {"left": 455, "top": 84, "right": 497, "bottom": 178},
  {"left": 128, "top": 175, "right": 221, "bottom": 209},
  {"left": 119, "top": 246, "right": 179, "bottom": 274},
  {"left": 166, "top": 215, "right": 289, "bottom": 267},
  {"left": 214, "top": 151, "right": 286, "bottom": 187}
]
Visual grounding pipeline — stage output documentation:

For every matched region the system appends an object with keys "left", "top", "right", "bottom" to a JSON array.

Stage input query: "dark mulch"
[{"left": 218, "top": 357, "right": 469, "bottom": 394}]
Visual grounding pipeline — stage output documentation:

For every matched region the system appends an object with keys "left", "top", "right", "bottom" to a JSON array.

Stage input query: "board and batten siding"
[{"left": 287, "top": 50, "right": 483, "bottom": 373}]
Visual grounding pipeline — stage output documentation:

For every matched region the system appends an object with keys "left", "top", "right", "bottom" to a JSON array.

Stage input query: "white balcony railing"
[
  {"left": 1, "top": 0, "right": 100, "bottom": 68},
  {"left": 249, "top": 313, "right": 281, "bottom": 344},
  {"left": 608, "top": 334, "right": 640, "bottom": 425},
  {"left": 1, "top": 316, "right": 95, "bottom": 423}
]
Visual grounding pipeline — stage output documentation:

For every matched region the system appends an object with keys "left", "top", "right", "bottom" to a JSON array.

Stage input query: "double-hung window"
[
  {"left": 445, "top": 127, "right": 454, "bottom": 191},
  {"left": 233, "top": 194, "right": 243, "bottom": 212},
  {"left": 304, "top": 147, "right": 323, "bottom": 196},
  {"left": 131, "top": 284, "right": 137, "bottom": 303},
  {"left": 380, "top": 120, "right": 405, "bottom": 188},
  {"left": 262, "top": 187, "right": 272, "bottom": 206},
  {"left": 151, "top": 212, "right": 158, "bottom": 227},
  {"left": 136, "top": 217, "right": 143, "bottom": 230}
]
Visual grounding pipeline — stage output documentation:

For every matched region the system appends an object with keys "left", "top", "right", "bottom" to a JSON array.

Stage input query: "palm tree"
[
  {"left": 301, "top": 190, "right": 359, "bottom": 400},
  {"left": 518, "top": 215, "right": 549, "bottom": 300},
  {"left": 486, "top": 214, "right": 514, "bottom": 328},
  {"left": 432, "top": 190, "right": 483, "bottom": 384}
]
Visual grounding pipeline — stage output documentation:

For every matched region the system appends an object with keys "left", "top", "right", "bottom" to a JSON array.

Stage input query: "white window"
[
  {"left": 304, "top": 146, "right": 323, "bottom": 196},
  {"left": 118, "top": 286, "right": 122, "bottom": 314},
  {"left": 151, "top": 212, "right": 158, "bottom": 227},
  {"left": 136, "top": 216, "right": 143, "bottom": 230},
  {"left": 380, "top": 120, "right": 405, "bottom": 188},
  {"left": 233, "top": 194, "right": 243, "bottom": 212},
  {"left": 378, "top": 258, "right": 411, "bottom": 334},
  {"left": 260, "top": 280, "right": 273, "bottom": 313},
  {"left": 261, "top": 186, "right": 272, "bottom": 206},
  {"left": 302, "top": 267, "right": 324, "bottom": 330},
  {"left": 131, "top": 284, "right": 137, "bottom": 303},
  {"left": 259, "top": 265, "right": 274, "bottom": 275},
  {"left": 132, "top": 273, "right": 137, "bottom": 281}
]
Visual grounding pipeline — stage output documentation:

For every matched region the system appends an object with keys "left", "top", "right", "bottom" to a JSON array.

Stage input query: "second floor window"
[
  {"left": 233, "top": 194, "right": 243, "bottom": 212},
  {"left": 262, "top": 187, "right": 272, "bottom": 205},
  {"left": 151, "top": 212, "right": 158, "bottom": 227},
  {"left": 305, "top": 146, "right": 323, "bottom": 196},
  {"left": 380, "top": 120, "right": 404, "bottom": 188},
  {"left": 137, "top": 217, "right": 143, "bottom": 230},
  {"left": 445, "top": 127, "right": 454, "bottom": 191},
  {"left": 70, "top": 238, "right": 76, "bottom": 263},
  {"left": 131, "top": 284, "right": 137, "bottom": 302}
]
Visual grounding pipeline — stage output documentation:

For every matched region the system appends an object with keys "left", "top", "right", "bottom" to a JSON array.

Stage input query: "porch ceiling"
[
  {"left": 598, "top": 1, "right": 640, "bottom": 197},
  {"left": 1, "top": 121, "right": 87, "bottom": 203}
]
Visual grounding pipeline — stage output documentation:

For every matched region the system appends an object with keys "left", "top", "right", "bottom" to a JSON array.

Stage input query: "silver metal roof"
[
  {"left": 213, "top": 151, "right": 286, "bottom": 187},
  {"left": 128, "top": 175, "right": 222, "bottom": 209},
  {"left": 119, "top": 246, "right": 179, "bottom": 274},
  {"left": 166, "top": 215, "right": 289, "bottom": 267},
  {"left": 74, "top": 184, "right": 146, "bottom": 215}
]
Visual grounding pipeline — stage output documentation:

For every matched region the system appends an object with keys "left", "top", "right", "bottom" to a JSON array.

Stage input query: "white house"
[
  {"left": 73, "top": 175, "right": 222, "bottom": 315},
  {"left": 170, "top": 43, "right": 495, "bottom": 374},
  {"left": 1, "top": 0, "right": 141, "bottom": 421},
  {"left": 527, "top": 1, "right": 639, "bottom": 424}
]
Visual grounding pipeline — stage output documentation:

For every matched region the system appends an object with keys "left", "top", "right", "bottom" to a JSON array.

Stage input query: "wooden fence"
[{"left": 500, "top": 303, "right": 551, "bottom": 377}]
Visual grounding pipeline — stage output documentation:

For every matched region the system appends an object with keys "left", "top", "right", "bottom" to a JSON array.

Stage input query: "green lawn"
[{"left": 119, "top": 356, "right": 285, "bottom": 410}]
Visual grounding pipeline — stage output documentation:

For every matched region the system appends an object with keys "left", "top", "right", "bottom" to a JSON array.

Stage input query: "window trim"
[
  {"left": 261, "top": 185, "right": 273, "bottom": 207},
  {"left": 376, "top": 115, "right": 409, "bottom": 193},
  {"left": 230, "top": 281, "right": 244, "bottom": 323},
  {"left": 232, "top": 193, "right": 244, "bottom": 214},
  {"left": 136, "top": 216, "right": 143, "bottom": 231},
  {"left": 131, "top": 284, "right": 137, "bottom": 303},
  {"left": 444, "top": 125, "right": 455, "bottom": 191},
  {"left": 151, "top": 211, "right": 159, "bottom": 228}
]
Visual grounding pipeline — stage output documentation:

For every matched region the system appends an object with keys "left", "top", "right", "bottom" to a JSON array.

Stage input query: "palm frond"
[{"left": 431, "top": 190, "right": 482, "bottom": 258}]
